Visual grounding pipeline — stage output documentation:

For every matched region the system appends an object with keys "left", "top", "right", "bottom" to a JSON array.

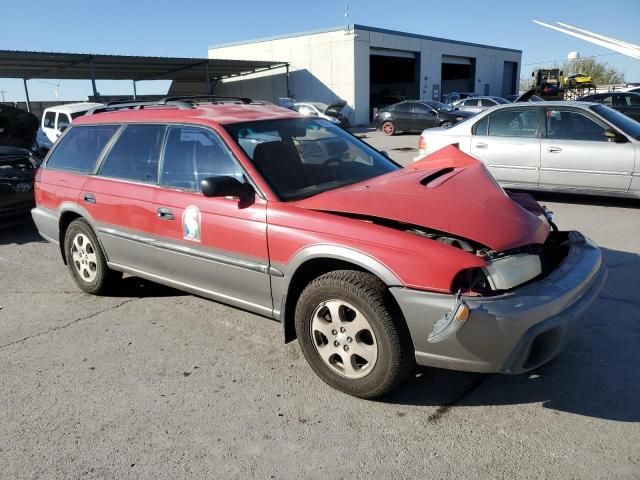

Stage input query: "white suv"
[{"left": 41, "top": 102, "right": 103, "bottom": 143}]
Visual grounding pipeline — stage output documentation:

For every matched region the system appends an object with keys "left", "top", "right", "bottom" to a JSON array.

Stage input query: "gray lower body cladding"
[{"left": 391, "top": 231, "right": 606, "bottom": 374}]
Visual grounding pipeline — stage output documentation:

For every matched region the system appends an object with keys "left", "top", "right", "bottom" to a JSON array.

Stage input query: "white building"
[{"left": 208, "top": 25, "right": 522, "bottom": 126}]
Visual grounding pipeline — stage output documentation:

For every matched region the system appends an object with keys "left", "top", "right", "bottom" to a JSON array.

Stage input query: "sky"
[{"left": 1, "top": 0, "right": 639, "bottom": 101}]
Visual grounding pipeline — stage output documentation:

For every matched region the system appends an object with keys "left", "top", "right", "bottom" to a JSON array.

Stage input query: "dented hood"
[{"left": 292, "top": 146, "right": 549, "bottom": 252}]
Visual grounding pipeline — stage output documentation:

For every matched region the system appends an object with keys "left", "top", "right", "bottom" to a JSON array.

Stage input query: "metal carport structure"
[{"left": 0, "top": 50, "right": 289, "bottom": 112}]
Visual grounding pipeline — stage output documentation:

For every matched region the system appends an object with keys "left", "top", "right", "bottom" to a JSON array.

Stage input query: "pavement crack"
[
  {"left": 0, "top": 298, "right": 136, "bottom": 350},
  {"left": 427, "top": 375, "right": 488, "bottom": 424}
]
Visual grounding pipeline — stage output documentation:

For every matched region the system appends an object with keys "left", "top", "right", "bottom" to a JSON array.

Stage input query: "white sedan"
[{"left": 414, "top": 101, "right": 640, "bottom": 199}]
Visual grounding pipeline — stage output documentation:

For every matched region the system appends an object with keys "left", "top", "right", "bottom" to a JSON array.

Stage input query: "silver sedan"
[
  {"left": 452, "top": 96, "right": 510, "bottom": 113},
  {"left": 415, "top": 101, "right": 640, "bottom": 198}
]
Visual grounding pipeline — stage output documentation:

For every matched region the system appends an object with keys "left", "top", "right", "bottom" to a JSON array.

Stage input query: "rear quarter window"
[{"left": 46, "top": 125, "right": 119, "bottom": 173}]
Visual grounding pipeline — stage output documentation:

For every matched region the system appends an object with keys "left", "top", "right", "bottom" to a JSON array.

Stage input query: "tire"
[
  {"left": 441, "top": 121, "right": 453, "bottom": 128},
  {"left": 381, "top": 121, "right": 396, "bottom": 136},
  {"left": 64, "top": 218, "right": 122, "bottom": 295},
  {"left": 294, "top": 270, "right": 413, "bottom": 399}
]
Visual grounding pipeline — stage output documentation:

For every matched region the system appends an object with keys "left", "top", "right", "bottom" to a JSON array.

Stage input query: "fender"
[
  {"left": 56, "top": 202, "right": 106, "bottom": 264},
  {"left": 270, "top": 244, "right": 403, "bottom": 342}
]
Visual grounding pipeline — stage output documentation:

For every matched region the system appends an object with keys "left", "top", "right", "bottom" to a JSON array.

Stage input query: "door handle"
[
  {"left": 156, "top": 207, "right": 175, "bottom": 220},
  {"left": 83, "top": 193, "right": 96, "bottom": 204},
  {"left": 548, "top": 147, "right": 562, "bottom": 153},
  {"left": 476, "top": 143, "right": 488, "bottom": 149}
]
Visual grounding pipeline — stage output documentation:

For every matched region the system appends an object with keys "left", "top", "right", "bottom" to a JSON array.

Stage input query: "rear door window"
[
  {"left": 99, "top": 124, "right": 166, "bottom": 183},
  {"left": 487, "top": 108, "right": 539, "bottom": 137},
  {"left": 43, "top": 111, "right": 56, "bottom": 129},
  {"left": 160, "top": 126, "right": 244, "bottom": 191},
  {"left": 394, "top": 103, "right": 412, "bottom": 114},
  {"left": 46, "top": 125, "right": 120, "bottom": 173}
]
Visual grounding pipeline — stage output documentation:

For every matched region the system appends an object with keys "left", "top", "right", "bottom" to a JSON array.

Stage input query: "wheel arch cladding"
[
  {"left": 59, "top": 211, "right": 83, "bottom": 264},
  {"left": 281, "top": 257, "right": 402, "bottom": 344}
]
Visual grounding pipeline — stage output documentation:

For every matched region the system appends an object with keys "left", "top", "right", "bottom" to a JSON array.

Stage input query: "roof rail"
[
  {"left": 86, "top": 95, "right": 258, "bottom": 115},
  {"left": 87, "top": 99, "right": 194, "bottom": 115},
  {"left": 161, "top": 95, "right": 254, "bottom": 104}
]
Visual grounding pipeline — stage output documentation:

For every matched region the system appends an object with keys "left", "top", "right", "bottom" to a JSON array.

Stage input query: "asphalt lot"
[{"left": 1, "top": 131, "right": 639, "bottom": 479}]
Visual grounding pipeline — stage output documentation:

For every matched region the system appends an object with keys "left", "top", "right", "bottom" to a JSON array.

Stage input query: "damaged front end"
[{"left": 429, "top": 228, "right": 573, "bottom": 344}]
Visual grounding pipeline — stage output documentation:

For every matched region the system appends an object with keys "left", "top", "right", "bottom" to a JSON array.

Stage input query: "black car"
[
  {"left": 374, "top": 100, "right": 474, "bottom": 136},
  {"left": 0, "top": 104, "right": 42, "bottom": 222},
  {"left": 577, "top": 92, "right": 640, "bottom": 122}
]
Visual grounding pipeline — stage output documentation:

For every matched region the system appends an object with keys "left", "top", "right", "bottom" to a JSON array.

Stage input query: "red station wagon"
[{"left": 32, "top": 96, "right": 606, "bottom": 398}]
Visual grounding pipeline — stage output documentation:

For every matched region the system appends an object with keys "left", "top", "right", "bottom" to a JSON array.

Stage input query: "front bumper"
[{"left": 390, "top": 231, "right": 606, "bottom": 374}]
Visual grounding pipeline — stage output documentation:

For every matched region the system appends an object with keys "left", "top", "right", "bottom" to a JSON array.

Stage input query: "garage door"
[{"left": 441, "top": 56, "right": 474, "bottom": 97}]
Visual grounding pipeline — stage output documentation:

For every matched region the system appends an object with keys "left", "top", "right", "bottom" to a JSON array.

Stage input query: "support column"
[
  {"left": 89, "top": 59, "right": 99, "bottom": 99},
  {"left": 132, "top": 80, "right": 137, "bottom": 100},
  {"left": 205, "top": 62, "right": 212, "bottom": 94},
  {"left": 22, "top": 78, "right": 31, "bottom": 113},
  {"left": 285, "top": 64, "right": 291, "bottom": 98}
]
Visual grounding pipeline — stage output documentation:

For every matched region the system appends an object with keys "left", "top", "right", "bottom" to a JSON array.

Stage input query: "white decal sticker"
[{"left": 182, "top": 205, "right": 201, "bottom": 242}]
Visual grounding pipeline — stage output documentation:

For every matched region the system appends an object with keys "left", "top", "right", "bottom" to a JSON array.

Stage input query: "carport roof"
[{"left": 0, "top": 50, "right": 288, "bottom": 81}]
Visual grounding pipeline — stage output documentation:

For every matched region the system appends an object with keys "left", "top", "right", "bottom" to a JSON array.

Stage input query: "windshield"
[
  {"left": 591, "top": 104, "right": 640, "bottom": 140},
  {"left": 225, "top": 118, "right": 400, "bottom": 201},
  {"left": 425, "top": 101, "right": 453, "bottom": 112}
]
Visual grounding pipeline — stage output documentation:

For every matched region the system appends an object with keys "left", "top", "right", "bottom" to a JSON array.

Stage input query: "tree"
[
  {"left": 520, "top": 56, "right": 625, "bottom": 92},
  {"left": 563, "top": 57, "right": 625, "bottom": 85}
]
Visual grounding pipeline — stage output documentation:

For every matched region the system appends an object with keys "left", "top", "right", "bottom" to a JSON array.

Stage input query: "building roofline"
[
  {"left": 208, "top": 24, "right": 521, "bottom": 54},
  {"left": 353, "top": 24, "right": 522, "bottom": 53}
]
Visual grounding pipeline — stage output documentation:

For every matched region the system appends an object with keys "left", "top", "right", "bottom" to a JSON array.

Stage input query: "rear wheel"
[
  {"left": 64, "top": 218, "right": 122, "bottom": 295},
  {"left": 381, "top": 121, "right": 396, "bottom": 136},
  {"left": 295, "top": 270, "right": 413, "bottom": 398}
]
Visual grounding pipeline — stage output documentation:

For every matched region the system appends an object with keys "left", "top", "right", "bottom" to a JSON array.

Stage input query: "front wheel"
[
  {"left": 294, "top": 270, "right": 413, "bottom": 398},
  {"left": 64, "top": 218, "right": 122, "bottom": 295}
]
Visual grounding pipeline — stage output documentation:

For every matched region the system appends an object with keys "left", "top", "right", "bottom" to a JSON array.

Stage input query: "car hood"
[
  {"left": 440, "top": 110, "right": 474, "bottom": 119},
  {"left": 325, "top": 100, "right": 347, "bottom": 113},
  {"left": 292, "top": 146, "right": 549, "bottom": 252},
  {"left": 0, "top": 105, "right": 39, "bottom": 150}
]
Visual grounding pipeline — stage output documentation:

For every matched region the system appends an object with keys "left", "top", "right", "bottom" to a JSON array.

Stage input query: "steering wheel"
[{"left": 311, "top": 157, "right": 343, "bottom": 184}]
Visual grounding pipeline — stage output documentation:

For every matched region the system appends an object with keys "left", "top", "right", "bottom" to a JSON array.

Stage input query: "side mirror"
[
  {"left": 201, "top": 176, "right": 254, "bottom": 203},
  {"left": 603, "top": 128, "right": 627, "bottom": 143},
  {"left": 380, "top": 150, "right": 391, "bottom": 158}
]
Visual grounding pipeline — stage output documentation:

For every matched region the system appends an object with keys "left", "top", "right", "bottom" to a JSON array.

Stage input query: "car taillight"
[{"left": 418, "top": 136, "right": 427, "bottom": 151}]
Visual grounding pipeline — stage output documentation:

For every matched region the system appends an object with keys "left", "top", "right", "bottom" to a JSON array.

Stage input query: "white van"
[{"left": 41, "top": 102, "right": 103, "bottom": 143}]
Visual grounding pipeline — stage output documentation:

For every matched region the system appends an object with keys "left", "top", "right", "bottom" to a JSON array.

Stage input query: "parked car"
[
  {"left": 32, "top": 96, "right": 605, "bottom": 398},
  {"left": 562, "top": 73, "right": 593, "bottom": 88},
  {"left": 374, "top": 100, "right": 474, "bottom": 135},
  {"left": 41, "top": 102, "right": 103, "bottom": 143},
  {"left": 0, "top": 104, "right": 42, "bottom": 221},
  {"left": 505, "top": 93, "right": 545, "bottom": 102},
  {"left": 292, "top": 101, "right": 351, "bottom": 129},
  {"left": 441, "top": 92, "right": 476, "bottom": 105},
  {"left": 415, "top": 101, "right": 640, "bottom": 199},
  {"left": 577, "top": 92, "right": 640, "bottom": 122},
  {"left": 452, "top": 96, "right": 510, "bottom": 113}
]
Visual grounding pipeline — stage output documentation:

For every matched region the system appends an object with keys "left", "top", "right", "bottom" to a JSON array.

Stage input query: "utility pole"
[{"left": 0, "top": 90, "right": 6, "bottom": 102}]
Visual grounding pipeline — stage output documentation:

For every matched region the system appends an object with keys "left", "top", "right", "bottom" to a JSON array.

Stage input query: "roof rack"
[
  {"left": 86, "top": 95, "right": 257, "bottom": 115},
  {"left": 87, "top": 99, "right": 194, "bottom": 115},
  {"left": 161, "top": 95, "right": 254, "bottom": 104}
]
